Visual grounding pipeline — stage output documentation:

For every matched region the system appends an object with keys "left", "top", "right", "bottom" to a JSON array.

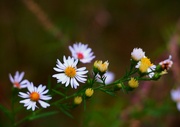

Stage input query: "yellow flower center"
[
  {"left": 74, "top": 96, "right": 82, "bottom": 105},
  {"left": 128, "top": 77, "right": 139, "bottom": 88},
  {"left": 139, "top": 57, "right": 152, "bottom": 73},
  {"left": 30, "top": 92, "right": 40, "bottom": 101},
  {"left": 85, "top": 88, "right": 94, "bottom": 97},
  {"left": 65, "top": 66, "right": 76, "bottom": 78}
]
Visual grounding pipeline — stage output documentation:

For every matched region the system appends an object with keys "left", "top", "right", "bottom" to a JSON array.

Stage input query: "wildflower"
[
  {"left": 96, "top": 71, "right": 115, "bottom": 84},
  {"left": 52, "top": 56, "right": 88, "bottom": 89},
  {"left": 170, "top": 88, "right": 180, "bottom": 111},
  {"left": 74, "top": 96, "right": 82, "bottom": 105},
  {"left": 85, "top": 88, "right": 94, "bottom": 97},
  {"left": 159, "top": 55, "right": 173, "bottom": 70},
  {"left": 9, "top": 71, "right": 28, "bottom": 89},
  {"left": 131, "top": 48, "right": 145, "bottom": 61},
  {"left": 69, "top": 42, "right": 95, "bottom": 63},
  {"left": 18, "top": 82, "right": 52, "bottom": 111},
  {"left": 93, "top": 60, "right": 109, "bottom": 74},
  {"left": 128, "top": 77, "right": 139, "bottom": 88},
  {"left": 136, "top": 57, "right": 153, "bottom": 73}
]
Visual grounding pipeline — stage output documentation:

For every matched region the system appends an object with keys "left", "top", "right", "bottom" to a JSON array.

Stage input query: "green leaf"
[
  {"left": 83, "top": 95, "right": 86, "bottom": 111},
  {"left": 0, "top": 104, "right": 11, "bottom": 119},
  {"left": 100, "top": 88, "right": 115, "bottom": 96},
  {"left": 29, "top": 111, "right": 59, "bottom": 120},
  {"left": 58, "top": 104, "right": 73, "bottom": 118},
  {"left": 52, "top": 89, "right": 66, "bottom": 97}
]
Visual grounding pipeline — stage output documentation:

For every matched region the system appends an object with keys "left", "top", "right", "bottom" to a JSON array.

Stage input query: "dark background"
[{"left": 0, "top": 0, "right": 180, "bottom": 127}]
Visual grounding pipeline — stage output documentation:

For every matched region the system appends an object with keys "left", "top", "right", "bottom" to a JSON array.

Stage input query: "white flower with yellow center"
[
  {"left": 69, "top": 42, "right": 95, "bottom": 63},
  {"left": 131, "top": 48, "right": 145, "bottom": 61},
  {"left": 18, "top": 82, "right": 52, "bottom": 111},
  {"left": 52, "top": 56, "right": 88, "bottom": 89},
  {"left": 171, "top": 88, "right": 180, "bottom": 111},
  {"left": 9, "top": 71, "right": 28, "bottom": 89}
]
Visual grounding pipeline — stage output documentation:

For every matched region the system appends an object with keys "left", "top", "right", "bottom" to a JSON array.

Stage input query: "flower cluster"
[
  {"left": 4, "top": 42, "right": 174, "bottom": 126},
  {"left": 9, "top": 71, "right": 52, "bottom": 111},
  {"left": 131, "top": 48, "right": 173, "bottom": 80}
]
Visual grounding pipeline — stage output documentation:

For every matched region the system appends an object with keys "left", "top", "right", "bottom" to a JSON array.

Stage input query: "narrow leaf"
[
  {"left": 29, "top": 111, "right": 59, "bottom": 120},
  {"left": 0, "top": 104, "right": 11, "bottom": 119},
  {"left": 52, "top": 89, "right": 66, "bottom": 97}
]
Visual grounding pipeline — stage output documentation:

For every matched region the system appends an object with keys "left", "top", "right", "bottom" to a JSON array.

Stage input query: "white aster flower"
[
  {"left": 159, "top": 55, "right": 173, "bottom": 70},
  {"left": 69, "top": 42, "right": 95, "bottom": 63},
  {"left": 131, "top": 48, "right": 145, "bottom": 61},
  {"left": 147, "top": 65, "right": 156, "bottom": 78},
  {"left": 9, "top": 71, "right": 28, "bottom": 89},
  {"left": 96, "top": 71, "right": 115, "bottom": 84},
  {"left": 52, "top": 56, "right": 88, "bottom": 89},
  {"left": 19, "top": 82, "right": 52, "bottom": 111},
  {"left": 170, "top": 88, "right": 180, "bottom": 111}
]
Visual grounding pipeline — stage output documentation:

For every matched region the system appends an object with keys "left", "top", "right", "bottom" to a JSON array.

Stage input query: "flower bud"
[
  {"left": 74, "top": 96, "right": 82, "bottom": 105},
  {"left": 93, "top": 60, "right": 109, "bottom": 75},
  {"left": 85, "top": 88, "right": 94, "bottom": 97},
  {"left": 128, "top": 77, "right": 139, "bottom": 88}
]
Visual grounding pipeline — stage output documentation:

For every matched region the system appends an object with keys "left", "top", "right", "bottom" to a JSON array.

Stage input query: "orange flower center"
[
  {"left": 30, "top": 92, "right": 40, "bottom": 101},
  {"left": 77, "top": 53, "right": 84, "bottom": 59},
  {"left": 65, "top": 66, "right": 76, "bottom": 78}
]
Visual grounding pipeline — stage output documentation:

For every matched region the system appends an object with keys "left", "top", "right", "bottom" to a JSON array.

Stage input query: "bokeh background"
[{"left": 1, "top": 0, "right": 180, "bottom": 127}]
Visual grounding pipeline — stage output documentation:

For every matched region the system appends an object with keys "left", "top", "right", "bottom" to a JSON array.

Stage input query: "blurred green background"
[{"left": 0, "top": 0, "right": 180, "bottom": 127}]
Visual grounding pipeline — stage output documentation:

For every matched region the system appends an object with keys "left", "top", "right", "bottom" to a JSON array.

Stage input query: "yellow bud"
[
  {"left": 94, "top": 60, "right": 109, "bottom": 73},
  {"left": 116, "top": 83, "right": 122, "bottom": 88},
  {"left": 128, "top": 77, "right": 139, "bottom": 88},
  {"left": 74, "top": 96, "right": 82, "bottom": 105},
  {"left": 85, "top": 88, "right": 94, "bottom": 97}
]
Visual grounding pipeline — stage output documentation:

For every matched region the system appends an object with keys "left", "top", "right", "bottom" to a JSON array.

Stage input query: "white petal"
[
  {"left": 41, "top": 89, "right": 49, "bottom": 95},
  {"left": 9, "top": 74, "right": 14, "bottom": 83},
  {"left": 65, "top": 78, "right": 70, "bottom": 87},
  {"left": 20, "top": 79, "right": 29, "bottom": 88},
  {"left": 14, "top": 71, "right": 19, "bottom": 81},
  {"left": 19, "top": 92, "right": 29, "bottom": 98},
  {"left": 27, "top": 82, "right": 35, "bottom": 93},
  {"left": 17, "top": 72, "right": 25, "bottom": 82},
  {"left": 177, "top": 103, "right": 180, "bottom": 111},
  {"left": 40, "top": 95, "right": 52, "bottom": 100},
  {"left": 37, "top": 84, "right": 46, "bottom": 93},
  {"left": 20, "top": 99, "right": 31, "bottom": 104},
  {"left": 38, "top": 100, "right": 50, "bottom": 108}
]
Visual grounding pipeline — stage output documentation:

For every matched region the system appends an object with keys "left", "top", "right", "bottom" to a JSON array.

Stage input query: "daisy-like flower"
[
  {"left": 69, "top": 42, "right": 95, "bottom": 63},
  {"left": 159, "top": 55, "right": 173, "bottom": 70},
  {"left": 170, "top": 88, "right": 180, "bottom": 111},
  {"left": 131, "top": 48, "right": 145, "bottom": 61},
  {"left": 52, "top": 56, "right": 88, "bottom": 89},
  {"left": 19, "top": 82, "right": 52, "bottom": 111},
  {"left": 9, "top": 71, "right": 28, "bottom": 89}
]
